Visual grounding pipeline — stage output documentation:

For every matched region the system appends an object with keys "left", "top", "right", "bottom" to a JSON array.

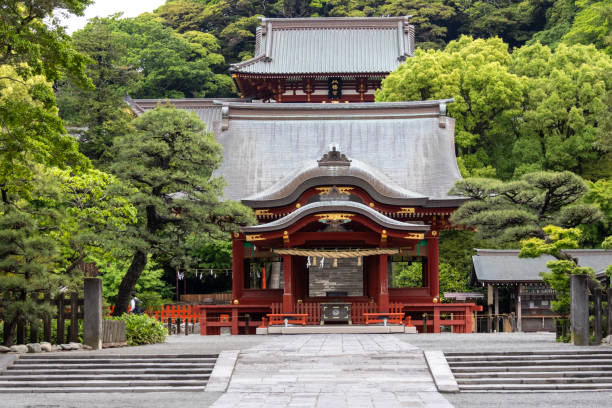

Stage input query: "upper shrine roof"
[{"left": 229, "top": 17, "right": 415, "bottom": 76}]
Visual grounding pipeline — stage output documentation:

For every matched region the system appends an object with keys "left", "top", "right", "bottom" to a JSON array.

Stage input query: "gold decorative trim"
[
  {"left": 296, "top": 203, "right": 302, "bottom": 208},
  {"left": 316, "top": 187, "right": 332, "bottom": 195},
  {"left": 431, "top": 230, "right": 438, "bottom": 236},
  {"left": 398, "top": 207, "right": 416, "bottom": 214},
  {"left": 404, "top": 233, "right": 425, "bottom": 240},
  {"left": 255, "top": 209, "right": 273, "bottom": 217},
  {"left": 338, "top": 187, "right": 354, "bottom": 194},
  {"left": 245, "top": 234, "right": 266, "bottom": 241},
  {"left": 315, "top": 213, "right": 354, "bottom": 221}
]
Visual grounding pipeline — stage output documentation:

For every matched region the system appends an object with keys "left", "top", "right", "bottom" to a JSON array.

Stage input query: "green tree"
[
  {"left": 26, "top": 167, "right": 138, "bottom": 279},
  {"left": 376, "top": 36, "right": 524, "bottom": 177},
  {"left": 0, "top": 210, "right": 58, "bottom": 346},
  {"left": 380, "top": 0, "right": 457, "bottom": 49},
  {"left": 111, "top": 14, "right": 233, "bottom": 98},
  {"left": 392, "top": 262, "right": 470, "bottom": 294},
  {"left": 528, "top": 0, "right": 578, "bottom": 47},
  {"left": 0, "top": 0, "right": 92, "bottom": 86},
  {"left": 449, "top": 171, "right": 602, "bottom": 245},
  {"left": 520, "top": 225, "right": 597, "bottom": 315},
  {"left": 563, "top": 0, "right": 612, "bottom": 54},
  {"left": 109, "top": 106, "right": 254, "bottom": 315},
  {"left": 453, "top": 0, "right": 552, "bottom": 48},
  {"left": 510, "top": 42, "right": 612, "bottom": 178},
  {"left": 56, "top": 18, "right": 136, "bottom": 163},
  {"left": 99, "top": 253, "right": 173, "bottom": 311},
  {"left": 0, "top": 66, "right": 88, "bottom": 201}
]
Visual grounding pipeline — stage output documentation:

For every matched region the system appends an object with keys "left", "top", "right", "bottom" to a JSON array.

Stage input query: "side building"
[{"left": 472, "top": 249, "right": 612, "bottom": 332}]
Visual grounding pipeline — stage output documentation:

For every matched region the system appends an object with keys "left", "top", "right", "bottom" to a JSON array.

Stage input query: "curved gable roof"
[
  {"left": 242, "top": 200, "right": 430, "bottom": 233},
  {"left": 242, "top": 151, "right": 430, "bottom": 208}
]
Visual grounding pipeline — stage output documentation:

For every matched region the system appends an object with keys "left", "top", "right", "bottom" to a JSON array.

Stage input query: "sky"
[{"left": 58, "top": 0, "right": 167, "bottom": 34}]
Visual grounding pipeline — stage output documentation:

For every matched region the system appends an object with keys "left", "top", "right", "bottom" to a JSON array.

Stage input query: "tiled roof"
[
  {"left": 472, "top": 249, "right": 612, "bottom": 284},
  {"left": 126, "top": 99, "right": 461, "bottom": 203},
  {"left": 230, "top": 17, "right": 414, "bottom": 75}
]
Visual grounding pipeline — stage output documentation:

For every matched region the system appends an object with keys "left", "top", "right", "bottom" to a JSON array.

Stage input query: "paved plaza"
[
  {"left": 3, "top": 332, "right": 612, "bottom": 408},
  {"left": 211, "top": 334, "right": 452, "bottom": 408}
]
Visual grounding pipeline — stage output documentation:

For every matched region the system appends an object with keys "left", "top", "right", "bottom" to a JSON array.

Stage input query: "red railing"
[
  {"left": 106, "top": 305, "right": 200, "bottom": 323},
  {"left": 272, "top": 301, "right": 378, "bottom": 325}
]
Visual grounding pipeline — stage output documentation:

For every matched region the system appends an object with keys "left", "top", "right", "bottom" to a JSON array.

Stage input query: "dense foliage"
[
  {"left": 376, "top": 37, "right": 612, "bottom": 179},
  {"left": 110, "top": 313, "right": 167, "bottom": 345}
]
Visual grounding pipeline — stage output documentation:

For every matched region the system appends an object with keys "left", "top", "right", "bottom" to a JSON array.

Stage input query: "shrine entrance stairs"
[
  {"left": 446, "top": 349, "right": 612, "bottom": 392},
  {"left": 0, "top": 354, "right": 216, "bottom": 393}
]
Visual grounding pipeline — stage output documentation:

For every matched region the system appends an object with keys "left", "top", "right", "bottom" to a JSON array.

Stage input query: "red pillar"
[
  {"left": 232, "top": 236, "right": 244, "bottom": 302},
  {"left": 427, "top": 235, "right": 440, "bottom": 299},
  {"left": 378, "top": 254, "right": 389, "bottom": 312},
  {"left": 231, "top": 306, "right": 239, "bottom": 335},
  {"left": 282, "top": 255, "right": 294, "bottom": 313}
]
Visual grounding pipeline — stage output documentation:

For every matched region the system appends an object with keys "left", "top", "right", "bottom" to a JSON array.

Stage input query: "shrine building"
[{"left": 127, "top": 16, "right": 482, "bottom": 334}]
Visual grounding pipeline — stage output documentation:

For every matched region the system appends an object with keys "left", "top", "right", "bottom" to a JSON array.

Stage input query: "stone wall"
[{"left": 308, "top": 258, "right": 363, "bottom": 297}]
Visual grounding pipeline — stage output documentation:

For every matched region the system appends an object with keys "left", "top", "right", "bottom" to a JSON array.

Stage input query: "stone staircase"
[
  {"left": 445, "top": 349, "right": 612, "bottom": 392},
  {"left": 0, "top": 354, "right": 217, "bottom": 393}
]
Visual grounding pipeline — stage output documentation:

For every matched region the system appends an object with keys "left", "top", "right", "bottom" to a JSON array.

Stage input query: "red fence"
[{"left": 107, "top": 305, "right": 200, "bottom": 323}]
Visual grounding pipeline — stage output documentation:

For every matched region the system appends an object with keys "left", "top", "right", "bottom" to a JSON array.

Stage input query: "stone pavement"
[{"left": 210, "top": 334, "right": 453, "bottom": 408}]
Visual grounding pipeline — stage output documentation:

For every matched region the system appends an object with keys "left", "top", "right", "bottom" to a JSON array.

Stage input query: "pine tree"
[
  {"left": 109, "top": 106, "right": 254, "bottom": 315},
  {"left": 449, "top": 171, "right": 602, "bottom": 245},
  {"left": 0, "top": 210, "right": 57, "bottom": 346}
]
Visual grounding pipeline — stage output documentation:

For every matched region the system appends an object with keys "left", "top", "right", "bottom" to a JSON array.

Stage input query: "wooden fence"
[{"left": 1, "top": 292, "right": 83, "bottom": 346}]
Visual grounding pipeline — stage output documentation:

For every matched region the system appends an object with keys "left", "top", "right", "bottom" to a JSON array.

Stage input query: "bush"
[{"left": 110, "top": 314, "right": 167, "bottom": 346}]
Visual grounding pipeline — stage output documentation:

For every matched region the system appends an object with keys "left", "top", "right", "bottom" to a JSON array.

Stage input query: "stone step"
[
  {"left": 0, "top": 380, "right": 209, "bottom": 388},
  {"left": 18, "top": 354, "right": 216, "bottom": 359},
  {"left": 13, "top": 358, "right": 215, "bottom": 365},
  {"left": 7, "top": 363, "right": 214, "bottom": 370},
  {"left": 446, "top": 354, "right": 612, "bottom": 362},
  {"left": 451, "top": 365, "right": 612, "bottom": 373},
  {"left": 448, "top": 359, "right": 612, "bottom": 367},
  {"left": 454, "top": 371, "right": 612, "bottom": 379},
  {"left": 0, "top": 374, "right": 211, "bottom": 381},
  {"left": 0, "top": 386, "right": 207, "bottom": 393},
  {"left": 459, "top": 383, "right": 612, "bottom": 391},
  {"left": 457, "top": 377, "right": 612, "bottom": 385},
  {"left": 3, "top": 368, "right": 213, "bottom": 375},
  {"left": 445, "top": 350, "right": 612, "bottom": 357}
]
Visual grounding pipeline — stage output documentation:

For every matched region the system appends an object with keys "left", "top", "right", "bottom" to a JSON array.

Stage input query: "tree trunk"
[
  {"left": 112, "top": 250, "right": 148, "bottom": 316},
  {"left": 2, "top": 318, "right": 17, "bottom": 347}
]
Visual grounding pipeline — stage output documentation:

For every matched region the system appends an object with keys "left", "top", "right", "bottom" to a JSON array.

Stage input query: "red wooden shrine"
[{"left": 199, "top": 146, "right": 481, "bottom": 335}]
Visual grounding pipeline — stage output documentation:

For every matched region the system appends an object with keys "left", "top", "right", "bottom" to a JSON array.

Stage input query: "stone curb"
[
  {"left": 205, "top": 350, "right": 239, "bottom": 392},
  {"left": 424, "top": 350, "right": 459, "bottom": 393},
  {"left": 0, "top": 354, "right": 18, "bottom": 373}
]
